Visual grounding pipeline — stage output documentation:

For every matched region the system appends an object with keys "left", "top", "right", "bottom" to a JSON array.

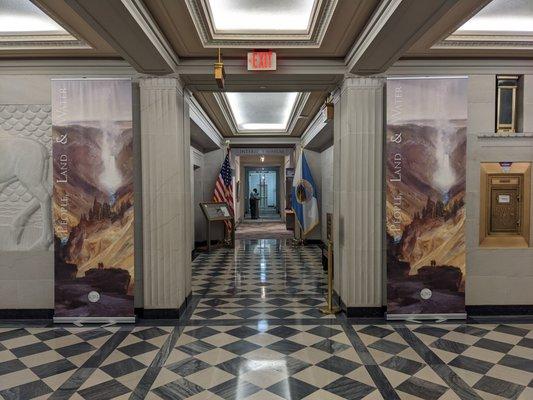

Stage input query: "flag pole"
[{"left": 224, "top": 140, "right": 232, "bottom": 245}]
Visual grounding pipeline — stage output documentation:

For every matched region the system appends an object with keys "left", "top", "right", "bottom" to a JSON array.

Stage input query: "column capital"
[{"left": 341, "top": 76, "right": 385, "bottom": 91}]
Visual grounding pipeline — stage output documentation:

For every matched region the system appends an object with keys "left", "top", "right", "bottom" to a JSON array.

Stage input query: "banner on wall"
[
  {"left": 386, "top": 77, "right": 467, "bottom": 319},
  {"left": 52, "top": 79, "right": 134, "bottom": 323}
]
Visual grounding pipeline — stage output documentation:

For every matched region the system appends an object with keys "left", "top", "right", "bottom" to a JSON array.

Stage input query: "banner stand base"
[
  {"left": 386, "top": 313, "right": 467, "bottom": 321},
  {"left": 53, "top": 317, "right": 136, "bottom": 324}
]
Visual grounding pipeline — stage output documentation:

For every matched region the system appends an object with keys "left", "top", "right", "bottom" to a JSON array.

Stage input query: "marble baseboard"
[
  {"left": 466, "top": 305, "right": 533, "bottom": 316},
  {"left": 136, "top": 291, "right": 192, "bottom": 320},
  {"left": 333, "top": 291, "right": 386, "bottom": 318},
  {"left": 0, "top": 309, "right": 53, "bottom": 319}
]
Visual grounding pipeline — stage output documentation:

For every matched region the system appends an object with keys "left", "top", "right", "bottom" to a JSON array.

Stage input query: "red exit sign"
[{"left": 247, "top": 51, "right": 276, "bottom": 71}]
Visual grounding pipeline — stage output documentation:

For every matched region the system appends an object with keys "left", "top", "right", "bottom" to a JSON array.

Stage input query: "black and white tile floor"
[{"left": 0, "top": 239, "right": 532, "bottom": 399}]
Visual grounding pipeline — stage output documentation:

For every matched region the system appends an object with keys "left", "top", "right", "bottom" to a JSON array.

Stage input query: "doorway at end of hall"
[{"left": 245, "top": 166, "right": 280, "bottom": 220}]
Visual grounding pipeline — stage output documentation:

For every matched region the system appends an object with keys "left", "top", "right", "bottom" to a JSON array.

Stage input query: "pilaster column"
[
  {"left": 139, "top": 77, "right": 191, "bottom": 310},
  {"left": 333, "top": 77, "right": 384, "bottom": 311}
]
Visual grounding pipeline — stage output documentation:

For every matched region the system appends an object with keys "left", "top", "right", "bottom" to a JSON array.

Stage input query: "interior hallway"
[
  {"left": 1, "top": 239, "right": 532, "bottom": 399},
  {"left": 236, "top": 221, "right": 293, "bottom": 240}
]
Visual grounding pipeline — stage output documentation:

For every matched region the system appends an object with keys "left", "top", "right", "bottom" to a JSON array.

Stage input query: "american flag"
[{"left": 213, "top": 150, "right": 234, "bottom": 227}]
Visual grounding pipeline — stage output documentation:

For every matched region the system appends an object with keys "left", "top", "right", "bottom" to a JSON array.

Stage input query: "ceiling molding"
[
  {"left": 229, "top": 136, "right": 299, "bottom": 146},
  {"left": 64, "top": 0, "right": 174, "bottom": 74},
  {"left": 345, "top": 0, "right": 402, "bottom": 72},
  {"left": 300, "top": 104, "right": 328, "bottom": 149},
  {"left": 187, "top": 90, "right": 224, "bottom": 148},
  {"left": 121, "top": 0, "right": 180, "bottom": 71},
  {"left": 0, "top": 0, "right": 91, "bottom": 51},
  {"left": 0, "top": 34, "right": 90, "bottom": 50},
  {"left": 177, "top": 58, "right": 346, "bottom": 76},
  {"left": 386, "top": 59, "right": 533, "bottom": 76},
  {"left": 0, "top": 59, "right": 136, "bottom": 75},
  {"left": 433, "top": 34, "right": 533, "bottom": 50},
  {"left": 178, "top": 59, "right": 344, "bottom": 92},
  {"left": 345, "top": 0, "right": 461, "bottom": 75},
  {"left": 213, "top": 92, "right": 310, "bottom": 136},
  {"left": 184, "top": 0, "right": 338, "bottom": 48}
]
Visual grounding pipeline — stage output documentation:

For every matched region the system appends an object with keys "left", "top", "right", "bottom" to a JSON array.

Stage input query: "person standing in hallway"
[{"left": 250, "top": 188, "right": 259, "bottom": 219}]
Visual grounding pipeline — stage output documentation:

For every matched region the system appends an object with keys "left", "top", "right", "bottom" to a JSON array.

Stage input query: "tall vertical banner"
[
  {"left": 386, "top": 77, "right": 467, "bottom": 319},
  {"left": 52, "top": 79, "right": 134, "bottom": 322}
]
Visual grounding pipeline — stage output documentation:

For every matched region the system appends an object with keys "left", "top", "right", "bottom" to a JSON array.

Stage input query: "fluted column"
[
  {"left": 333, "top": 77, "right": 384, "bottom": 311},
  {"left": 139, "top": 77, "right": 191, "bottom": 310}
]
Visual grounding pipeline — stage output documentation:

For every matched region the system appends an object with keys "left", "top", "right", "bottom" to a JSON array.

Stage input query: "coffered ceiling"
[
  {"left": 405, "top": 0, "right": 533, "bottom": 58},
  {"left": 215, "top": 92, "right": 309, "bottom": 135},
  {"left": 0, "top": 0, "right": 116, "bottom": 57},
  {"left": 143, "top": 0, "right": 379, "bottom": 57},
  {"left": 194, "top": 91, "right": 327, "bottom": 138},
  {"left": 1, "top": 0, "right": 532, "bottom": 140}
]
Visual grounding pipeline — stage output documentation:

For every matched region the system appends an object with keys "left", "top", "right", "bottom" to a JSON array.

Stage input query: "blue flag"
[{"left": 291, "top": 152, "right": 319, "bottom": 236}]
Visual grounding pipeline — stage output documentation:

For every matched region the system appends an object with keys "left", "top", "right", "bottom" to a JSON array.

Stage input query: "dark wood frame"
[{"left": 199, "top": 202, "right": 235, "bottom": 252}]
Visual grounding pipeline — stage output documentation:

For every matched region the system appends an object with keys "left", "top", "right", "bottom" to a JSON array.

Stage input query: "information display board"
[
  {"left": 385, "top": 77, "right": 467, "bottom": 320},
  {"left": 200, "top": 202, "right": 232, "bottom": 220},
  {"left": 199, "top": 202, "right": 235, "bottom": 252}
]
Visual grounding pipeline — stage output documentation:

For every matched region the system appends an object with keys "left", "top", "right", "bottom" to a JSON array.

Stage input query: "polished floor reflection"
[{"left": 0, "top": 239, "right": 532, "bottom": 399}]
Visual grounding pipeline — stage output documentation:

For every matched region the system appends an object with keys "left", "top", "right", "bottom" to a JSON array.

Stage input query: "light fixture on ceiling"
[
  {"left": 457, "top": 0, "right": 533, "bottom": 33},
  {"left": 214, "top": 48, "right": 225, "bottom": 89},
  {"left": 207, "top": 0, "right": 315, "bottom": 33},
  {"left": 225, "top": 92, "right": 299, "bottom": 132},
  {"left": 0, "top": 0, "right": 67, "bottom": 34}
]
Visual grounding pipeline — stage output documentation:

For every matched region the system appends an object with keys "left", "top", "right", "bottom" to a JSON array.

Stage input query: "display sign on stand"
[
  {"left": 52, "top": 78, "right": 135, "bottom": 323},
  {"left": 200, "top": 202, "right": 235, "bottom": 252}
]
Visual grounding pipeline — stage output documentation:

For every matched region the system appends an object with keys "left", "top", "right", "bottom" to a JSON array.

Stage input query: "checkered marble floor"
[
  {"left": 192, "top": 240, "right": 326, "bottom": 296},
  {"left": 1, "top": 239, "right": 532, "bottom": 399}
]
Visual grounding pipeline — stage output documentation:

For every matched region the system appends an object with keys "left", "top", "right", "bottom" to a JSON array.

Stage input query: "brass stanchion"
[
  {"left": 291, "top": 224, "right": 304, "bottom": 246},
  {"left": 321, "top": 240, "right": 340, "bottom": 314}
]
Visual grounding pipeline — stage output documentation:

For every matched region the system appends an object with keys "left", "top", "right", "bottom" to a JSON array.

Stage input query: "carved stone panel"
[{"left": 0, "top": 105, "right": 52, "bottom": 251}]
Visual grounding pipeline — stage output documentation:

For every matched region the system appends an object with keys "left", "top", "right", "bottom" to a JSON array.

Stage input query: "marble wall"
[
  {"left": 0, "top": 76, "right": 55, "bottom": 310},
  {"left": 139, "top": 77, "right": 192, "bottom": 310},
  {"left": 333, "top": 77, "right": 384, "bottom": 310},
  {"left": 466, "top": 75, "right": 533, "bottom": 306}
]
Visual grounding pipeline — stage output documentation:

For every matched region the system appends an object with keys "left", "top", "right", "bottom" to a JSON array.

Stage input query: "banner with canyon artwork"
[
  {"left": 386, "top": 77, "right": 467, "bottom": 318},
  {"left": 52, "top": 79, "right": 134, "bottom": 321}
]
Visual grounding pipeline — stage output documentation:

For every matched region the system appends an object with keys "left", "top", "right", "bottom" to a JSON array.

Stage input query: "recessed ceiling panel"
[
  {"left": 0, "top": 0, "right": 66, "bottom": 34},
  {"left": 432, "top": 0, "right": 533, "bottom": 51},
  {"left": 207, "top": 0, "right": 315, "bottom": 33},
  {"left": 457, "top": 0, "right": 533, "bottom": 34},
  {"left": 185, "top": 0, "right": 337, "bottom": 48},
  {"left": 226, "top": 92, "right": 299, "bottom": 132},
  {"left": 0, "top": 0, "right": 90, "bottom": 50}
]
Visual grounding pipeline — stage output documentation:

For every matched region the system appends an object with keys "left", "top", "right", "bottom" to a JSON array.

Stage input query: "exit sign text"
[{"left": 247, "top": 51, "right": 276, "bottom": 71}]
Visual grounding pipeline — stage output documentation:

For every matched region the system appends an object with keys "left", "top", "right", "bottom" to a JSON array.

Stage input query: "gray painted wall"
[{"left": 466, "top": 75, "right": 533, "bottom": 306}]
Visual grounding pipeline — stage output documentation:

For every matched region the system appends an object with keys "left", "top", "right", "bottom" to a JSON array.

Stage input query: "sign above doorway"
[{"left": 247, "top": 50, "right": 276, "bottom": 71}]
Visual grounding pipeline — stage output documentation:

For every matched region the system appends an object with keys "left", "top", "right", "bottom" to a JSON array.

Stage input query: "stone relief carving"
[{"left": 0, "top": 105, "right": 52, "bottom": 251}]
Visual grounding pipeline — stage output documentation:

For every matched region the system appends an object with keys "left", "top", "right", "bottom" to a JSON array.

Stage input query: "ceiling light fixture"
[
  {"left": 225, "top": 92, "right": 299, "bottom": 132},
  {"left": 207, "top": 0, "right": 314, "bottom": 33},
  {"left": 0, "top": 0, "right": 67, "bottom": 34},
  {"left": 214, "top": 48, "right": 225, "bottom": 89}
]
